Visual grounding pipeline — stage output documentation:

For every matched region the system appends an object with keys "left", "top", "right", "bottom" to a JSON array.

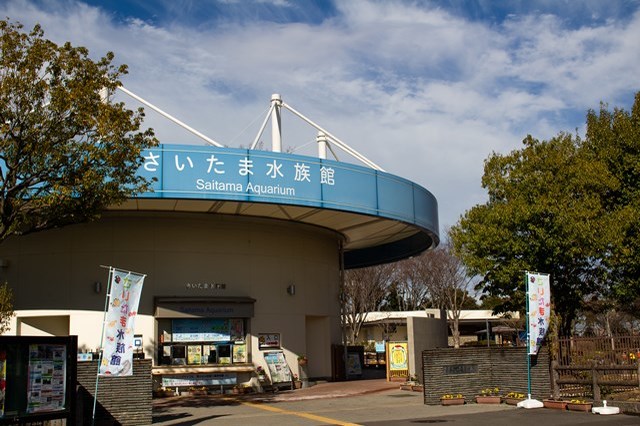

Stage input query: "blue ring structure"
[{"left": 118, "top": 144, "right": 439, "bottom": 268}]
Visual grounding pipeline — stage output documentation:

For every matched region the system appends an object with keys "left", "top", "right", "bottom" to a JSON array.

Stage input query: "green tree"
[
  {"left": 0, "top": 282, "right": 14, "bottom": 333},
  {"left": 583, "top": 93, "right": 640, "bottom": 313},
  {"left": 478, "top": 294, "right": 504, "bottom": 310},
  {"left": 0, "top": 20, "right": 157, "bottom": 242},
  {"left": 451, "top": 127, "right": 617, "bottom": 335}
]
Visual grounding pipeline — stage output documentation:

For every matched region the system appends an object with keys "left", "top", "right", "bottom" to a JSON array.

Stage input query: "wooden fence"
[{"left": 553, "top": 335, "right": 640, "bottom": 399}]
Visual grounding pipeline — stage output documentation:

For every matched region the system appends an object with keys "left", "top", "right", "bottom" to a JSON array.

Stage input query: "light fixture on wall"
[
  {"left": 94, "top": 281, "right": 102, "bottom": 294},
  {"left": 286, "top": 284, "right": 296, "bottom": 296}
]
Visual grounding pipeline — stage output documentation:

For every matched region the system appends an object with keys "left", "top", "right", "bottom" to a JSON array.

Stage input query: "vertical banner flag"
[
  {"left": 99, "top": 268, "right": 145, "bottom": 376},
  {"left": 527, "top": 272, "right": 551, "bottom": 355}
]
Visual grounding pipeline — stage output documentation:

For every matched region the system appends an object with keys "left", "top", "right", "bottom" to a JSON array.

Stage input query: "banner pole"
[
  {"left": 525, "top": 271, "right": 532, "bottom": 398},
  {"left": 518, "top": 270, "right": 544, "bottom": 409},
  {"left": 92, "top": 266, "right": 114, "bottom": 426}
]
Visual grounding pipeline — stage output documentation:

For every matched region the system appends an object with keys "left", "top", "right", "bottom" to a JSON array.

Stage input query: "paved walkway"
[
  {"left": 152, "top": 380, "right": 639, "bottom": 425},
  {"left": 268, "top": 378, "right": 400, "bottom": 401}
]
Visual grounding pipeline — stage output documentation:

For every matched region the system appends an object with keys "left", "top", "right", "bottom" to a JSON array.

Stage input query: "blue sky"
[{"left": 3, "top": 0, "right": 640, "bottom": 230}]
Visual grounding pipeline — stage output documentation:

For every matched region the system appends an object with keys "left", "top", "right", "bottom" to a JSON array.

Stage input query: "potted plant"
[
  {"left": 153, "top": 387, "right": 175, "bottom": 398},
  {"left": 503, "top": 392, "right": 526, "bottom": 405},
  {"left": 188, "top": 386, "right": 208, "bottom": 396},
  {"left": 409, "top": 377, "right": 423, "bottom": 392},
  {"left": 293, "top": 374, "right": 302, "bottom": 389},
  {"left": 543, "top": 398, "right": 568, "bottom": 410},
  {"left": 567, "top": 399, "right": 592, "bottom": 412},
  {"left": 297, "top": 354, "right": 308, "bottom": 366},
  {"left": 256, "top": 366, "right": 267, "bottom": 382},
  {"left": 475, "top": 387, "right": 501, "bottom": 404},
  {"left": 400, "top": 375, "right": 418, "bottom": 391},
  {"left": 440, "top": 394, "right": 465, "bottom": 406}
]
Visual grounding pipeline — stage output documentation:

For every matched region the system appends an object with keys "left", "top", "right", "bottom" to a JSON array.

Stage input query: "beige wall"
[
  {"left": 363, "top": 324, "right": 408, "bottom": 343},
  {"left": 0, "top": 211, "right": 342, "bottom": 378},
  {"left": 407, "top": 316, "right": 448, "bottom": 381}
]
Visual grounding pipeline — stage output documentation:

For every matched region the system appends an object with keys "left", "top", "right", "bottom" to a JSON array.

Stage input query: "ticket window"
[
  {"left": 207, "top": 345, "right": 217, "bottom": 364},
  {"left": 156, "top": 318, "right": 247, "bottom": 365},
  {"left": 171, "top": 345, "right": 186, "bottom": 365}
]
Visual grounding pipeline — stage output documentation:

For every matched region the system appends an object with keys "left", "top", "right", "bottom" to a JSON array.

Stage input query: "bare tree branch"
[{"left": 342, "top": 263, "right": 396, "bottom": 344}]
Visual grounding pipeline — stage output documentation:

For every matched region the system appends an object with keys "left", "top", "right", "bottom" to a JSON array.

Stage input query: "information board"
[
  {"left": 26, "top": 344, "right": 67, "bottom": 413},
  {"left": 258, "top": 333, "right": 280, "bottom": 349},
  {"left": 263, "top": 351, "right": 292, "bottom": 384},
  {"left": 0, "top": 336, "right": 76, "bottom": 425},
  {"left": 162, "top": 374, "right": 236, "bottom": 387},
  {"left": 346, "top": 353, "right": 362, "bottom": 376},
  {"left": 172, "top": 318, "right": 230, "bottom": 342}
]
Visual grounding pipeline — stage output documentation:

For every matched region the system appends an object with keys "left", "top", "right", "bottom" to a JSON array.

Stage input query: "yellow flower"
[
  {"left": 570, "top": 399, "right": 588, "bottom": 404},
  {"left": 441, "top": 393, "right": 463, "bottom": 399}
]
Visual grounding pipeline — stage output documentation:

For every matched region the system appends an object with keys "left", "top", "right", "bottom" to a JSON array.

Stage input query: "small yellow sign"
[{"left": 389, "top": 342, "right": 408, "bottom": 370}]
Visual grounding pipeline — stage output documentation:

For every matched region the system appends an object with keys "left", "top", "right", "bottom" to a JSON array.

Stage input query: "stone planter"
[
  {"left": 153, "top": 390, "right": 175, "bottom": 398},
  {"left": 475, "top": 395, "right": 501, "bottom": 404},
  {"left": 400, "top": 384, "right": 413, "bottom": 391},
  {"left": 567, "top": 402, "right": 592, "bottom": 412},
  {"left": 543, "top": 399, "right": 568, "bottom": 410},
  {"left": 412, "top": 385, "right": 424, "bottom": 392},
  {"left": 441, "top": 397, "right": 465, "bottom": 406}
]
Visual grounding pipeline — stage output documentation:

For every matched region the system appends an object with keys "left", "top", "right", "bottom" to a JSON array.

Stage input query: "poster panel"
[
  {"left": 232, "top": 344, "right": 247, "bottom": 363},
  {"left": 0, "top": 350, "right": 5, "bottom": 417},
  {"left": 187, "top": 346, "right": 202, "bottom": 365},
  {"left": 263, "top": 351, "right": 292, "bottom": 384},
  {"left": 230, "top": 319, "right": 244, "bottom": 342},
  {"left": 388, "top": 342, "right": 408, "bottom": 371},
  {"left": 527, "top": 272, "right": 551, "bottom": 355},
  {"left": 346, "top": 353, "right": 362, "bottom": 376},
  {"left": 26, "top": 344, "right": 66, "bottom": 413}
]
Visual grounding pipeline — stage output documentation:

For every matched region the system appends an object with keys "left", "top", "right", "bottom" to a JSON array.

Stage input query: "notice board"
[
  {"left": 0, "top": 336, "right": 77, "bottom": 425},
  {"left": 263, "top": 351, "right": 292, "bottom": 385}
]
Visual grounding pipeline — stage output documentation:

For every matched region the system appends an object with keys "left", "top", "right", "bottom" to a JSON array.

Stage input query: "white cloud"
[{"left": 2, "top": 0, "right": 639, "bottom": 230}]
